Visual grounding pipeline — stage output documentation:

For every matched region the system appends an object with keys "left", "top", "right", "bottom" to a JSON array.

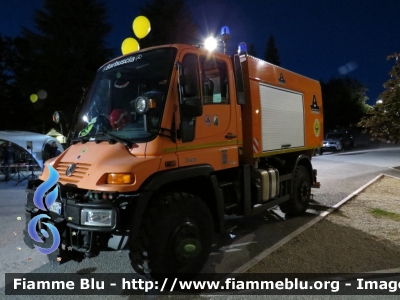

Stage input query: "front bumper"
[{"left": 23, "top": 181, "right": 131, "bottom": 262}]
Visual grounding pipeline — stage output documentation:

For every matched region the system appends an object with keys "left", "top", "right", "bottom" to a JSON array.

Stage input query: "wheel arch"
[
  {"left": 129, "top": 164, "right": 219, "bottom": 244},
  {"left": 279, "top": 154, "right": 313, "bottom": 216},
  {"left": 292, "top": 154, "right": 313, "bottom": 188},
  {"left": 141, "top": 164, "right": 215, "bottom": 192}
]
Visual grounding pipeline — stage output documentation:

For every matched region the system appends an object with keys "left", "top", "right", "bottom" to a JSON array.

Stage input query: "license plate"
[{"left": 49, "top": 202, "right": 62, "bottom": 215}]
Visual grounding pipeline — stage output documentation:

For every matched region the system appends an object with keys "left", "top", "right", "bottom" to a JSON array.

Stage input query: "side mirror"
[
  {"left": 233, "top": 54, "right": 246, "bottom": 105},
  {"left": 53, "top": 111, "right": 67, "bottom": 141},
  {"left": 53, "top": 111, "right": 67, "bottom": 125},
  {"left": 181, "top": 98, "right": 202, "bottom": 117},
  {"left": 179, "top": 54, "right": 202, "bottom": 117},
  {"left": 53, "top": 111, "right": 68, "bottom": 137}
]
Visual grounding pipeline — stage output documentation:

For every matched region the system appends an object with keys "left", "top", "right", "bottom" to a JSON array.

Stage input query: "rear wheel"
[
  {"left": 279, "top": 165, "right": 311, "bottom": 216},
  {"left": 129, "top": 192, "right": 214, "bottom": 279}
]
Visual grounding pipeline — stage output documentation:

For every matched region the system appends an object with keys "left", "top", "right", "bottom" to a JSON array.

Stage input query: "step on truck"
[{"left": 23, "top": 37, "right": 323, "bottom": 279}]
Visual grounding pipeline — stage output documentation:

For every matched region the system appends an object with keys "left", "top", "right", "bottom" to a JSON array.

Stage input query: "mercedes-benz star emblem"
[{"left": 66, "top": 163, "right": 77, "bottom": 177}]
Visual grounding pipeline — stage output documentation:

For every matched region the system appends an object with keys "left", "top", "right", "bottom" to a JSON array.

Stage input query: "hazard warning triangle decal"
[{"left": 310, "top": 95, "right": 320, "bottom": 114}]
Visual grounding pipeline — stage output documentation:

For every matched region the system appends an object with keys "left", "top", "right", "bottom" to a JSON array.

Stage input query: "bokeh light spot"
[
  {"left": 37, "top": 89, "right": 47, "bottom": 99},
  {"left": 30, "top": 94, "right": 38, "bottom": 103}
]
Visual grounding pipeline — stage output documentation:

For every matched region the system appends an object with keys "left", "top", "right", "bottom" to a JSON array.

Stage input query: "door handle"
[{"left": 225, "top": 133, "right": 237, "bottom": 139}]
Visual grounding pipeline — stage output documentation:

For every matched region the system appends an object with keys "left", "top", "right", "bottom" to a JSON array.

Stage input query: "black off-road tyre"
[
  {"left": 279, "top": 165, "right": 311, "bottom": 216},
  {"left": 129, "top": 192, "right": 214, "bottom": 279}
]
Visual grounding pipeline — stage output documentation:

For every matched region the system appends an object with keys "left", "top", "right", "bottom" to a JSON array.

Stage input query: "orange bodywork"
[
  {"left": 41, "top": 142, "right": 162, "bottom": 192},
  {"left": 240, "top": 56, "right": 323, "bottom": 165},
  {"left": 40, "top": 45, "right": 323, "bottom": 192}
]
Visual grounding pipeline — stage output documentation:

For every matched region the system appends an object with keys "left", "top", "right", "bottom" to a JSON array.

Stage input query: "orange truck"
[{"left": 23, "top": 41, "right": 323, "bottom": 278}]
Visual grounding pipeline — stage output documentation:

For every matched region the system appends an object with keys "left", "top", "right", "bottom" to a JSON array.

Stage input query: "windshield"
[{"left": 74, "top": 48, "right": 177, "bottom": 143}]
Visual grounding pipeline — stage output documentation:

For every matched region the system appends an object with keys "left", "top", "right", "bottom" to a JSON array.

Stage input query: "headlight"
[{"left": 81, "top": 209, "right": 115, "bottom": 227}]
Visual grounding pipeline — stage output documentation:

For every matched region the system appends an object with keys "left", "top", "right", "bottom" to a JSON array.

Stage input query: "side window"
[{"left": 200, "top": 56, "right": 229, "bottom": 104}]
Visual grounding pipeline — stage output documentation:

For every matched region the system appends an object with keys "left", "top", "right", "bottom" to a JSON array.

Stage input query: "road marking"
[
  {"left": 224, "top": 248, "right": 242, "bottom": 253},
  {"left": 219, "top": 241, "right": 258, "bottom": 251},
  {"left": 229, "top": 173, "right": 386, "bottom": 276},
  {"left": 389, "top": 167, "right": 400, "bottom": 172}
]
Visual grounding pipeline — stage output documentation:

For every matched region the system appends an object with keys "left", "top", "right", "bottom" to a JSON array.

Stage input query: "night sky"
[{"left": 1, "top": 0, "right": 399, "bottom": 105}]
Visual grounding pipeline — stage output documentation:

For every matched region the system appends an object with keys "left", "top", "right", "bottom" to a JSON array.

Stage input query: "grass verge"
[{"left": 369, "top": 208, "right": 400, "bottom": 222}]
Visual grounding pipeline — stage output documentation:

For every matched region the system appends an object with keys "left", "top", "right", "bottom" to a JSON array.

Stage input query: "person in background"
[{"left": 48, "top": 141, "right": 61, "bottom": 158}]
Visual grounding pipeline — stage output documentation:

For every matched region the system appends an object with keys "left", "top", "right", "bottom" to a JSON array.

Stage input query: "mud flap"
[{"left": 311, "top": 168, "right": 320, "bottom": 188}]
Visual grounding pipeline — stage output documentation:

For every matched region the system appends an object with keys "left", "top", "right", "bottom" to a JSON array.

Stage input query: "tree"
[
  {"left": 321, "top": 77, "right": 369, "bottom": 132},
  {"left": 264, "top": 35, "right": 281, "bottom": 66},
  {"left": 0, "top": 35, "right": 11, "bottom": 99},
  {"left": 138, "top": 0, "right": 199, "bottom": 48},
  {"left": 0, "top": 35, "right": 13, "bottom": 129},
  {"left": 0, "top": 35, "right": 33, "bottom": 131},
  {"left": 247, "top": 42, "right": 257, "bottom": 57},
  {"left": 11, "top": 0, "right": 113, "bottom": 132},
  {"left": 358, "top": 53, "right": 400, "bottom": 143}
]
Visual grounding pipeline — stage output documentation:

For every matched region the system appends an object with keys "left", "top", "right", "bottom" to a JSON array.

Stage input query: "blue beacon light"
[
  {"left": 220, "top": 26, "right": 231, "bottom": 54},
  {"left": 221, "top": 26, "right": 230, "bottom": 36},
  {"left": 238, "top": 42, "right": 247, "bottom": 55}
]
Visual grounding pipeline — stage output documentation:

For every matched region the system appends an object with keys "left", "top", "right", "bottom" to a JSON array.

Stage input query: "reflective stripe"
[
  {"left": 253, "top": 138, "right": 259, "bottom": 153},
  {"left": 163, "top": 140, "right": 239, "bottom": 153}
]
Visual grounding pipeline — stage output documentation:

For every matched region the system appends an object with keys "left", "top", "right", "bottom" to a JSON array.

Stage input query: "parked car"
[{"left": 321, "top": 131, "right": 353, "bottom": 153}]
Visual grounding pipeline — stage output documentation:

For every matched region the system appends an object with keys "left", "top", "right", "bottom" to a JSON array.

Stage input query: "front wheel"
[
  {"left": 279, "top": 165, "right": 311, "bottom": 216},
  {"left": 129, "top": 192, "right": 214, "bottom": 279}
]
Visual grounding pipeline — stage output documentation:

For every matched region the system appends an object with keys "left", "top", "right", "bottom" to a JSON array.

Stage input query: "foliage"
[
  {"left": 369, "top": 208, "right": 400, "bottom": 221},
  {"left": 0, "top": 35, "right": 11, "bottom": 99},
  {"left": 358, "top": 53, "right": 400, "bottom": 143},
  {"left": 321, "top": 77, "right": 369, "bottom": 132},
  {"left": 138, "top": 0, "right": 199, "bottom": 48},
  {"left": 0, "top": 35, "right": 12, "bottom": 128},
  {"left": 263, "top": 35, "right": 280, "bottom": 66},
  {"left": 0, "top": 35, "right": 33, "bottom": 130},
  {"left": 247, "top": 43, "right": 257, "bottom": 57},
  {"left": 9, "top": 0, "right": 113, "bottom": 132}
]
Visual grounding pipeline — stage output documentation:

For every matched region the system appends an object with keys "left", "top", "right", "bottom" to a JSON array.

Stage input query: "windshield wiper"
[
  {"left": 72, "top": 135, "right": 90, "bottom": 144},
  {"left": 93, "top": 131, "right": 134, "bottom": 148},
  {"left": 72, "top": 132, "right": 133, "bottom": 147}
]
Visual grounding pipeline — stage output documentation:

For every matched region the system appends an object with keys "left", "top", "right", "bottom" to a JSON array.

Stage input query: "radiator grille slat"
[{"left": 56, "top": 162, "right": 91, "bottom": 182}]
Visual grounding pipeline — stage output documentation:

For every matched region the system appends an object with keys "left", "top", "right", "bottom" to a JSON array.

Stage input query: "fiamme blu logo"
[{"left": 27, "top": 165, "right": 61, "bottom": 255}]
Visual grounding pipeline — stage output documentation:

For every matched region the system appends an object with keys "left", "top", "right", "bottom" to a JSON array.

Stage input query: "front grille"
[{"left": 56, "top": 162, "right": 91, "bottom": 183}]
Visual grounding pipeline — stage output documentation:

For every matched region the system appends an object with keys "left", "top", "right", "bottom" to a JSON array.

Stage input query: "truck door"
[{"left": 176, "top": 51, "right": 238, "bottom": 171}]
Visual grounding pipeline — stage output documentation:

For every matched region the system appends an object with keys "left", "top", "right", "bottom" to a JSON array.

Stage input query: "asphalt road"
[{"left": 1, "top": 145, "right": 399, "bottom": 299}]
